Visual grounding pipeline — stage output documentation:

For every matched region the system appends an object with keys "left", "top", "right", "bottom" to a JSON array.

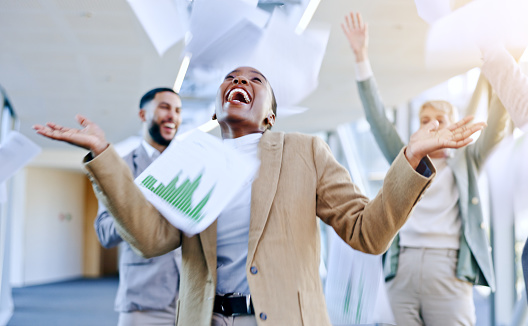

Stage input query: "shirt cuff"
[
  {"left": 354, "top": 60, "right": 374, "bottom": 81},
  {"left": 415, "top": 158, "right": 432, "bottom": 178}
]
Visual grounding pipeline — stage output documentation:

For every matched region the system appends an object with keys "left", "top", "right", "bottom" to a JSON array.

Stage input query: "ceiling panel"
[
  {"left": 0, "top": 0, "right": 43, "bottom": 10},
  {"left": 54, "top": 0, "right": 131, "bottom": 13}
]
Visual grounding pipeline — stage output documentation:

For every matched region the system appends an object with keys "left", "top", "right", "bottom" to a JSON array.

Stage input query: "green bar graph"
[{"left": 139, "top": 171, "right": 214, "bottom": 223}]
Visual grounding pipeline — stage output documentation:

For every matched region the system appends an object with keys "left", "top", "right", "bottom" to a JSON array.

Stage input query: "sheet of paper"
[
  {"left": 184, "top": 5, "right": 328, "bottom": 118},
  {"left": 188, "top": 18, "right": 265, "bottom": 71},
  {"left": 0, "top": 131, "right": 42, "bottom": 184},
  {"left": 415, "top": 0, "right": 451, "bottom": 24},
  {"left": 134, "top": 130, "right": 253, "bottom": 235},
  {"left": 425, "top": 0, "right": 528, "bottom": 69},
  {"left": 127, "top": 0, "right": 187, "bottom": 56},
  {"left": 237, "top": 10, "right": 330, "bottom": 109},
  {"left": 324, "top": 229, "right": 395, "bottom": 325},
  {"left": 185, "top": 0, "right": 267, "bottom": 60}
]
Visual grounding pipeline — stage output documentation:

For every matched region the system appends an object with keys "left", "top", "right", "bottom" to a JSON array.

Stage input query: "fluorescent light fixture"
[
  {"left": 197, "top": 120, "right": 219, "bottom": 132},
  {"left": 295, "top": 0, "right": 321, "bottom": 35},
  {"left": 173, "top": 53, "right": 192, "bottom": 92}
]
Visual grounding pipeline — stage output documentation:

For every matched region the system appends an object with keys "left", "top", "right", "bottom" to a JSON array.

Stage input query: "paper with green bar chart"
[
  {"left": 324, "top": 229, "right": 395, "bottom": 325},
  {"left": 134, "top": 130, "right": 253, "bottom": 236}
]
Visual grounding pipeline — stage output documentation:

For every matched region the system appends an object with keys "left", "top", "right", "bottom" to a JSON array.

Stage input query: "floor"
[
  {"left": 5, "top": 276, "right": 492, "bottom": 326},
  {"left": 7, "top": 276, "right": 119, "bottom": 326}
]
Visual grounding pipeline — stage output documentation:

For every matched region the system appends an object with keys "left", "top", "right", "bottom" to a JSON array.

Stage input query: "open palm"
[
  {"left": 406, "top": 116, "right": 486, "bottom": 167},
  {"left": 341, "top": 12, "right": 368, "bottom": 60},
  {"left": 33, "top": 114, "right": 109, "bottom": 156}
]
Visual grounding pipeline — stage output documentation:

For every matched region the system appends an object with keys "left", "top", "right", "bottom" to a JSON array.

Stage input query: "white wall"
[{"left": 10, "top": 167, "right": 86, "bottom": 286}]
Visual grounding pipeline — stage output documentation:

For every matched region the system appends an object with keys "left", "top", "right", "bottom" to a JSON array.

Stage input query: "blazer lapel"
[
  {"left": 247, "top": 131, "right": 284, "bottom": 265},
  {"left": 133, "top": 146, "right": 154, "bottom": 178},
  {"left": 448, "top": 151, "right": 468, "bottom": 222}
]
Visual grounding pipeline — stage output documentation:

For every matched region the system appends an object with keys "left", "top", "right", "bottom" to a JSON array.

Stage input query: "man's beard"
[{"left": 148, "top": 121, "right": 172, "bottom": 147}]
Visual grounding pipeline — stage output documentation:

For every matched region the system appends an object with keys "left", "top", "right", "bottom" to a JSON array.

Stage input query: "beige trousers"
[
  {"left": 386, "top": 247, "right": 475, "bottom": 326},
  {"left": 212, "top": 313, "right": 258, "bottom": 326},
  {"left": 117, "top": 304, "right": 176, "bottom": 326}
]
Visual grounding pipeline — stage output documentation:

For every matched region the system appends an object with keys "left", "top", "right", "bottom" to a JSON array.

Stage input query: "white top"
[
  {"left": 399, "top": 158, "right": 461, "bottom": 249},
  {"left": 355, "top": 61, "right": 462, "bottom": 249},
  {"left": 215, "top": 133, "right": 262, "bottom": 295}
]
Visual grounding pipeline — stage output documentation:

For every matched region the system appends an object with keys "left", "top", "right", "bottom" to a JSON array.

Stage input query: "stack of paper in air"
[{"left": 128, "top": 0, "right": 330, "bottom": 118}]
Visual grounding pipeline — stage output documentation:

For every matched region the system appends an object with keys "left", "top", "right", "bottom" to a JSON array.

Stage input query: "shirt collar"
[
  {"left": 141, "top": 140, "right": 161, "bottom": 159},
  {"left": 223, "top": 133, "right": 262, "bottom": 150}
]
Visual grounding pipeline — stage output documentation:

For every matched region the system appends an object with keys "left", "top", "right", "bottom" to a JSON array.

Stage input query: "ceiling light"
[
  {"left": 173, "top": 53, "right": 192, "bottom": 93},
  {"left": 295, "top": 0, "right": 321, "bottom": 34}
]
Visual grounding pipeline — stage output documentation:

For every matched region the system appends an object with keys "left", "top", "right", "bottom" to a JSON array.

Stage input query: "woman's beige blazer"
[{"left": 84, "top": 131, "right": 434, "bottom": 326}]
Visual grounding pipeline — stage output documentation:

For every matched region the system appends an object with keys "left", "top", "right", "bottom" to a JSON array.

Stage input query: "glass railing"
[
  {"left": 0, "top": 85, "right": 18, "bottom": 325},
  {"left": 0, "top": 86, "right": 18, "bottom": 140}
]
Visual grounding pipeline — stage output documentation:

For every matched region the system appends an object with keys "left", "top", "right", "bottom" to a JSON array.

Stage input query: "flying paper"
[
  {"left": 0, "top": 131, "right": 41, "bottom": 184},
  {"left": 425, "top": 0, "right": 528, "bottom": 69},
  {"left": 127, "top": 0, "right": 187, "bottom": 56}
]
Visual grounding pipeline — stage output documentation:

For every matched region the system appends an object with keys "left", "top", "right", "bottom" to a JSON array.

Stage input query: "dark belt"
[{"left": 213, "top": 293, "right": 254, "bottom": 316}]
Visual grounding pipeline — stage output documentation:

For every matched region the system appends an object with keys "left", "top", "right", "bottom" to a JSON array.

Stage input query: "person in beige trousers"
[
  {"left": 342, "top": 11, "right": 509, "bottom": 326},
  {"left": 34, "top": 65, "right": 485, "bottom": 326}
]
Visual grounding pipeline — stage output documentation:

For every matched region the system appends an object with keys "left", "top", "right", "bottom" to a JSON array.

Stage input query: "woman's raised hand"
[
  {"left": 405, "top": 116, "right": 486, "bottom": 168},
  {"left": 33, "top": 114, "right": 109, "bottom": 156}
]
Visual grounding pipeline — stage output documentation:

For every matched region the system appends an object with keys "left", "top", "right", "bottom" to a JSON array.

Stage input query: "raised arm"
[
  {"left": 33, "top": 114, "right": 109, "bottom": 156},
  {"left": 480, "top": 46, "right": 528, "bottom": 128},
  {"left": 314, "top": 118, "right": 486, "bottom": 252},
  {"left": 342, "top": 12, "right": 486, "bottom": 169},
  {"left": 342, "top": 12, "right": 405, "bottom": 163},
  {"left": 314, "top": 136, "right": 433, "bottom": 255},
  {"left": 34, "top": 116, "right": 182, "bottom": 257},
  {"left": 84, "top": 146, "right": 182, "bottom": 258},
  {"left": 465, "top": 77, "right": 509, "bottom": 169}
]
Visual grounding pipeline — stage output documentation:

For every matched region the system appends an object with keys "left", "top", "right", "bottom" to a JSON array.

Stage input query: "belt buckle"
[{"left": 225, "top": 293, "right": 251, "bottom": 316}]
